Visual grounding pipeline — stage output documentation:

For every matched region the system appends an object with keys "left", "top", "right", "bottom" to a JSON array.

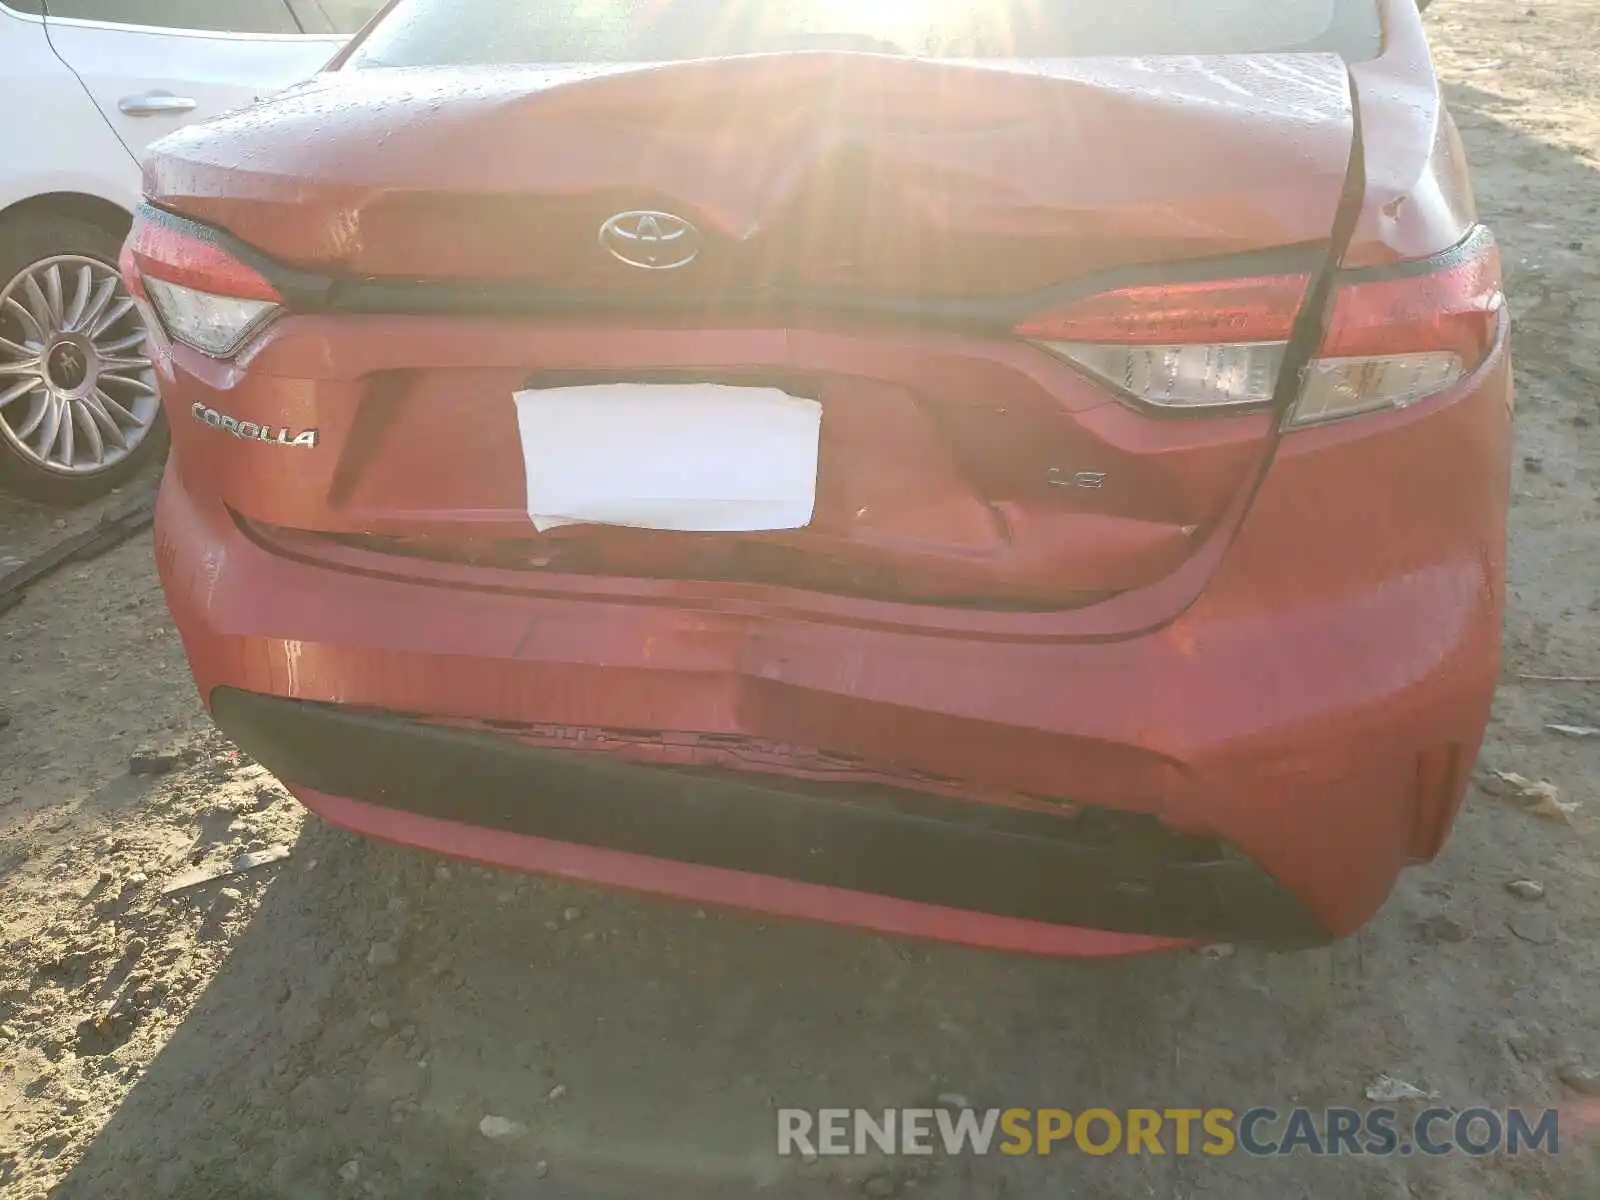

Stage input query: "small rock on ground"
[
  {"left": 479, "top": 1115, "right": 524, "bottom": 1140},
  {"left": 1556, "top": 1064, "right": 1600, "bottom": 1097},
  {"left": 1417, "top": 915, "right": 1470, "bottom": 944},
  {"left": 128, "top": 751, "right": 180, "bottom": 776},
  {"left": 1505, "top": 879, "right": 1546, "bottom": 901}
]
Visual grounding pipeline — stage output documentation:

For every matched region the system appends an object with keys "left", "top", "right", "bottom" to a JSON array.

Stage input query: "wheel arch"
[{"left": 0, "top": 192, "right": 135, "bottom": 242}]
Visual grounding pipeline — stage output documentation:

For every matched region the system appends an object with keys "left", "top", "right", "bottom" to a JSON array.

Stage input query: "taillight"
[
  {"left": 1018, "top": 232, "right": 1503, "bottom": 427},
  {"left": 1016, "top": 274, "right": 1310, "bottom": 413},
  {"left": 1289, "top": 238, "right": 1503, "bottom": 427},
  {"left": 119, "top": 214, "right": 282, "bottom": 357}
]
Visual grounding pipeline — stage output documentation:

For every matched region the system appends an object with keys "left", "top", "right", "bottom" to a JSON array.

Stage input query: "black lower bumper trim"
[{"left": 209, "top": 688, "right": 1328, "bottom": 945}]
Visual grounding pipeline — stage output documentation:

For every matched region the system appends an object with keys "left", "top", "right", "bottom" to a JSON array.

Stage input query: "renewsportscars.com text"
[{"left": 777, "top": 1106, "right": 1563, "bottom": 1158}]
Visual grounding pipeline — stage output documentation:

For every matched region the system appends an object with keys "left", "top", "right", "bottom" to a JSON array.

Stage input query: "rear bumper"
[
  {"left": 212, "top": 687, "right": 1324, "bottom": 947},
  {"left": 155, "top": 343, "right": 1510, "bottom": 955}
]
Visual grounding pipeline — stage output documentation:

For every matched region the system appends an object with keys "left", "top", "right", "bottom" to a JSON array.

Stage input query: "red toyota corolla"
[{"left": 124, "top": 0, "right": 1511, "bottom": 956}]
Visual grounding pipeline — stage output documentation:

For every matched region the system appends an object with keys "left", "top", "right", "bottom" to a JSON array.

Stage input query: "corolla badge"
[
  {"left": 599, "top": 210, "right": 701, "bottom": 270},
  {"left": 192, "top": 402, "right": 318, "bottom": 448}
]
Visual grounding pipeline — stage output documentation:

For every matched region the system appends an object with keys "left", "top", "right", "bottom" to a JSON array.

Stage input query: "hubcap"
[{"left": 0, "top": 254, "right": 158, "bottom": 476}]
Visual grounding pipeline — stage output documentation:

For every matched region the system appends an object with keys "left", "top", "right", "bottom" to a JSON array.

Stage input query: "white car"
[{"left": 0, "top": 0, "right": 380, "bottom": 504}]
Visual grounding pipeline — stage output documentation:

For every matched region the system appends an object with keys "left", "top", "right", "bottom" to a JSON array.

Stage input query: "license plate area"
[{"left": 512, "top": 382, "right": 823, "bottom": 533}]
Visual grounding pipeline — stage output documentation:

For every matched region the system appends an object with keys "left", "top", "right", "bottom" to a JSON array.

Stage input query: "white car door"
[
  {"left": 35, "top": 0, "right": 365, "bottom": 161},
  {"left": 0, "top": 3, "right": 142, "bottom": 213}
]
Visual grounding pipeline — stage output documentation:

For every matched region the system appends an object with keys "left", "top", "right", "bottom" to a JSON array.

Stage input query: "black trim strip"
[
  {"left": 1271, "top": 66, "right": 1370, "bottom": 421},
  {"left": 136, "top": 203, "right": 334, "bottom": 312},
  {"left": 133, "top": 202, "right": 1329, "bottom": 330},
  {"left": 138, "top": 190, "right": 1496, "bottom": 330},
  {"left": 1333, "top": 221, "right": 1497, "bottom": 284},
  {"left": 317, "top": 242, "right": 1331, "bottom": 330},
  {"left": 210, "top": 687, "right": 1329, "bottom": 945}
]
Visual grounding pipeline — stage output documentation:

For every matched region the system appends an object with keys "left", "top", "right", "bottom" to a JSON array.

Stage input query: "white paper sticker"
[{"left": 512, "top": 383, "right": 822, "bottom": 533}]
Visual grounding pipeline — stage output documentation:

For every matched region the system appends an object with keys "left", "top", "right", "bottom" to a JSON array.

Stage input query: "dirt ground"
[{"left": 2, "top": 2, "right": 1599, "bottom": 1196}]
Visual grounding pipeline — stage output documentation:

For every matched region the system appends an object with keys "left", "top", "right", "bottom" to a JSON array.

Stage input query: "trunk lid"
[
  {"left": 145, "top": 53, "right": 1357, "bottom": 611},
  {"left": 147, "top": 53, "right": 1355, "bottom": 294}
]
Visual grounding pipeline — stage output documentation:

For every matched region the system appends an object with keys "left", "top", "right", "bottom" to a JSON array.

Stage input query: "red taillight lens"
[
  {"left": 120, "top": 214, "right": 282, "bottom": 357},
  {"left": 1015, "top": 274, "right": 1310, "bottom": 346}
]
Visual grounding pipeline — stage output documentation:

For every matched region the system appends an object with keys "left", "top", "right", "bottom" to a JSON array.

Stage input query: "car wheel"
[{"left": 0, "top": 211, "right": 167, "bottom": 507}]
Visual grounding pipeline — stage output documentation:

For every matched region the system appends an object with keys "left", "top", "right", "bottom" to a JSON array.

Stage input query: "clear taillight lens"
[
  {"left": 119, "top": 213, "right": 283, "bottom": 358},
  {"left": 139, "top": 280, "right": 278, "bottom": 357},
  {"left": 1016, "top": 232, "right": 1502, "bottom": 426},
  {"left": 1292, "top": 351, "right": 1465, "bottom": 426},
  {"left": 1039, "top": 341, "right": 1288, "bottom": 411}
]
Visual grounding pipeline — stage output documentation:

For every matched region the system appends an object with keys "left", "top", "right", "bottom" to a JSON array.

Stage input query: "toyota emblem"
[{"left": 598, "top": 210, "right": 701, "bottom": 270}]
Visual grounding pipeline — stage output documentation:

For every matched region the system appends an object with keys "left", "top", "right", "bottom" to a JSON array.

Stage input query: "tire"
[{"left": 0, "top": 211, "right": 168, "bottom": 507}]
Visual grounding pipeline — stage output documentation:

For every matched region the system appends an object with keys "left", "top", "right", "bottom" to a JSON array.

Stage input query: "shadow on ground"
[{"left": 42, "top": 793, "right": 1598, "bottom": 1200}]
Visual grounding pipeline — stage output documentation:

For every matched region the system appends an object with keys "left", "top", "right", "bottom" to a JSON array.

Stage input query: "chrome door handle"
[{"left": 118, "top": 91, "right": 198, "bottom": 116}]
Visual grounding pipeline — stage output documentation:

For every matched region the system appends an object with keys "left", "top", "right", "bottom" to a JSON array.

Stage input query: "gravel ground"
[{"left": 2, "top": 1, "right": 1598, "bottom": 1196}]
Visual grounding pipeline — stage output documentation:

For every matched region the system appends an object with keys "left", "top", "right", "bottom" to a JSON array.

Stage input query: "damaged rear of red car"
[{"left": 128, "top": 0, "right": 1511, "bottom": 955}]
